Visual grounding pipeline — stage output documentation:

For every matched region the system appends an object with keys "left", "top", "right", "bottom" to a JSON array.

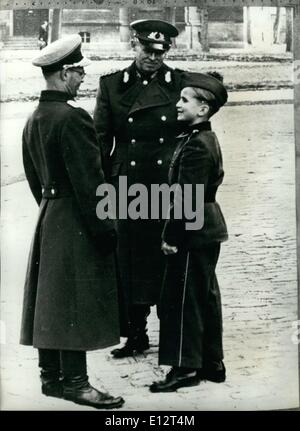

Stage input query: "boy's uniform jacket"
[{"left": 162, "top": 121, "right": 228, "bottom": 248}]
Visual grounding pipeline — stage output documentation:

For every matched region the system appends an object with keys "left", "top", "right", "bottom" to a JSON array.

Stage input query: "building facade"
[{"left": 0, "top": 7, "right": 292, "bottom": 53}]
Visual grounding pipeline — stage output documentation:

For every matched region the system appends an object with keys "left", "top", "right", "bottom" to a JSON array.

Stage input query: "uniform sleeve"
[
  {"left": 93, "top": 77, "right": 114, "bottom": 178},
  {"left": 162, "top": 139, "right": 213, "bottom": 246},
  {"left": 61, "top": 107, "right": 116, "bottom": 242},
  {"left": 177, "top": 140, "right": 212, "bottom": 189},
  {"left": 22, "top": 127, "right": 42, "bottom": 205}
]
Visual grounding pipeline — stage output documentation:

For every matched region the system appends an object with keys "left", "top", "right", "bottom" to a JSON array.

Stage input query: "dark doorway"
[{"left": 13, "top": 9, "right": 49, "bottom": 37}]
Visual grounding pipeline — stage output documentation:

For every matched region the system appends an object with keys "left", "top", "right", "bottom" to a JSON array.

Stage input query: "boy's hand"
[{"left": 161, "top": 241, "right": 178, "bottom": 255}]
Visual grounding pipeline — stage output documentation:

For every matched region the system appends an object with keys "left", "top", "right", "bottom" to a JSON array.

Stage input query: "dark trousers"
[
  {"left": 158, "top": 243, "right": 223, "bottom": 369},
  {"left": 38, "top": 349, "right": 87, "bottom": 378},
  {"left": 128, "top": 304, "right": 151, "bottom": 336}
]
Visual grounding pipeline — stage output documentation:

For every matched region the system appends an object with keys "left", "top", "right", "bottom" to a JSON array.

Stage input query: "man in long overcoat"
[
  {"left": 20, "top": 34, "right": 124, "bottom": 409},
  {"left": 94, "top": 19, "right": 184, "bottom": 358}
]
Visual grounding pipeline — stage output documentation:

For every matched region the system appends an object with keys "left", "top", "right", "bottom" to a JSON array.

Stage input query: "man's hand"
[{"left": 161, "top": 241, "right": 178, "bottom": 255}]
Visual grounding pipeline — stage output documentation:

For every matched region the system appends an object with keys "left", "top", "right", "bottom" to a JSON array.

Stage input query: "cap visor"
[
  {"left": 138, "top": 38, "right": 169, "bottom": 51},
  {"left": 148, "top": 43, "right": 168, "bottom": 51}
]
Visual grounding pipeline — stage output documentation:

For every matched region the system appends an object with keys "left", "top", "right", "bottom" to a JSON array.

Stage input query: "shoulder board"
[
  {"left": 165, "top": 70, "right": 172, "bottom": 83},
  {"left": 67, "top": 100, "right": 80, "bottom": 108},
  {"left": 101, "top": 69, "right": 121, "bottom": 79}
]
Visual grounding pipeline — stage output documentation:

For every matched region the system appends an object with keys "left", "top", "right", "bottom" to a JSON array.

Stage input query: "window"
[{"left": 79, "top": 32, "right": 91, "bottom": 43}]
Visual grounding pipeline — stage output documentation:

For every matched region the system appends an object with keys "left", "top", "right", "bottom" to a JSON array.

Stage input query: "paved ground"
[
  {"left": 0, "top": 97, "right": 299, "bottom": 411},
  {"left": 0, "top": 88, "right": 294, "bottom": 188},
  {"left": 0, "top": 58, "right": 293, "bottom": 102}
]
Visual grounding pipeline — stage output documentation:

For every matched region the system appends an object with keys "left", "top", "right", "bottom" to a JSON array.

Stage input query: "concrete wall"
[
  {"left": 0, "top": 10, "right": 11, "bottom": 41},
  {"left": 208, "top": 22, "right": 244, "bottom": 43},
  {"left": 60, "top": 6, "right": 245, "bottom": 49},
  {"left": 0, "top": 7, "right": 289, "bottom": 52},
  {"left": 61, "top": 8, "right": 120, "bottom": 46}
]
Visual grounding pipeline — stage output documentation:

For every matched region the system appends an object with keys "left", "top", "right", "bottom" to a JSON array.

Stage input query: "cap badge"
[
  {"left": 165, "top": 71, "right": 171, "bottom": 83},
  {"left": 123, "top": 71, "right": 129, "bottom": 83},
  {"left": 148, "top": 32, "right": 165, "bottom": 42}
]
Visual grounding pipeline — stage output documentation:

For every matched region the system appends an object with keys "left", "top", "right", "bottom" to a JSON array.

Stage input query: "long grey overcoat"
[{"left": 20, "top": 90, "right": 120, "bottom": 351}]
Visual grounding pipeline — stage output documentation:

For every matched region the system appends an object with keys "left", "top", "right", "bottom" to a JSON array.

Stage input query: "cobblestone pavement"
[
  {"left": 0, "top": 89, "right": 294, "bottom": 188},
  {"left": 0, "top": 101, "right": 299, "bottom": 411},
  {"left": 0, "top": 59, "right": 293, "bottom": 102}
]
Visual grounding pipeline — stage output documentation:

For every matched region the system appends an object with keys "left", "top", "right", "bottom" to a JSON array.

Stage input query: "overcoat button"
[
  {"left": 159, "top": 138, "right": 164, "bottom": 144},
  {"left": 161, "top": 115, "right": 167, "bottom": 121},
  {"left": 128, "top": 117, "right": 133, "bottom": 123},
  {"left": 130, "top": 161, "right": 136, "bottom": 166},
  {"left": 42, "top": 188, "right": 45, "bottom": 193},
  {"left": 142, "top": 80, "right": 148, "bottom": 85},
  {"left": 51, "top": 188, "right": 55, "bottom": 195},
  {"left": 157, "top": 160, "right": 162, "bottom": 165},
  {"left": 131, "top": 139, "right": 136, "bottom": 144}
]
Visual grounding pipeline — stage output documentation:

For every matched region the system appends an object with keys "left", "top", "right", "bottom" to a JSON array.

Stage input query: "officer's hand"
[
  {"left": 99, "top": 229, "right": 118, "bottom": 256},
  {"left": 161, "top": 241, "right": 178, "bottom": 255}
]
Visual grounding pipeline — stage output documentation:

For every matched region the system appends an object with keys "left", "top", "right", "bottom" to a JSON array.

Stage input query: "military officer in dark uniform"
[
  {"left": 94, "top": 19, "right": 184, "bottom": 358},
  {"left": 150, "top": 72, "right": 228, "bottom": 392},
  {"left": 20, "top": 34, "right": 124, "bottom": 409}
]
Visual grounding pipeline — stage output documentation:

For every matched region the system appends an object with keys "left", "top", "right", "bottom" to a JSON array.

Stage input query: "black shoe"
[
  {"left": 200, "top": 361, "right": 226, "bottom": 383},
  {"left": 63, "top": 377, "right": 124, "bottom": 410},
  {"left": 111, "top": 335, "right": 150, "bottom": 358},
  {"left": 149, "top": 367, "right": 201, "bottom": 393}
]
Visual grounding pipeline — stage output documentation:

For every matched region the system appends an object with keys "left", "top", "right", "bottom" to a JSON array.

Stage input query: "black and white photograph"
[{"left": 0, "top": 0, "right": 299, "bottom": 413}]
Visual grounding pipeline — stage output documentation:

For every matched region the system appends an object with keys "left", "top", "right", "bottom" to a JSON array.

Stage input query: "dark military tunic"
[
  {"left": 94, "top": 62, "right": 184, "bottom": 305},
  {"left": 20, "top": 90, "right": 120, "bottom": 351},
  {"left": 159, "top": 122, "right": 228, "bottom": 368}
]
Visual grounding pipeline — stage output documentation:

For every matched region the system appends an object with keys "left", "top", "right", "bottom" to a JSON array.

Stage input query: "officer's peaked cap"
[
  {"left": 32, "top": 34, "right": 91, "bottom": 72},
  {"left": 130, "top": 19, "right": 178, "bottom": 51},
  {"left": 182, "top": 72, "right": 228, "bottom": 108}
]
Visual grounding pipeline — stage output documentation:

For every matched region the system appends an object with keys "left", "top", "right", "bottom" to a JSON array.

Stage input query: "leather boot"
[
  {"left": 111, "top": 304, "right": 150, "bottom": 358},
  {"left": 39, "top": 348, "right": 63, "bottom": 398},
  {"left": 63, "top": 375, "right": 125, "bottom": 409},
  {"left": 41, "top": 369, "right": 63, "bottom": 398},
  {"left": 111, "top": 331, "right": 150, "bottom": 358}
]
